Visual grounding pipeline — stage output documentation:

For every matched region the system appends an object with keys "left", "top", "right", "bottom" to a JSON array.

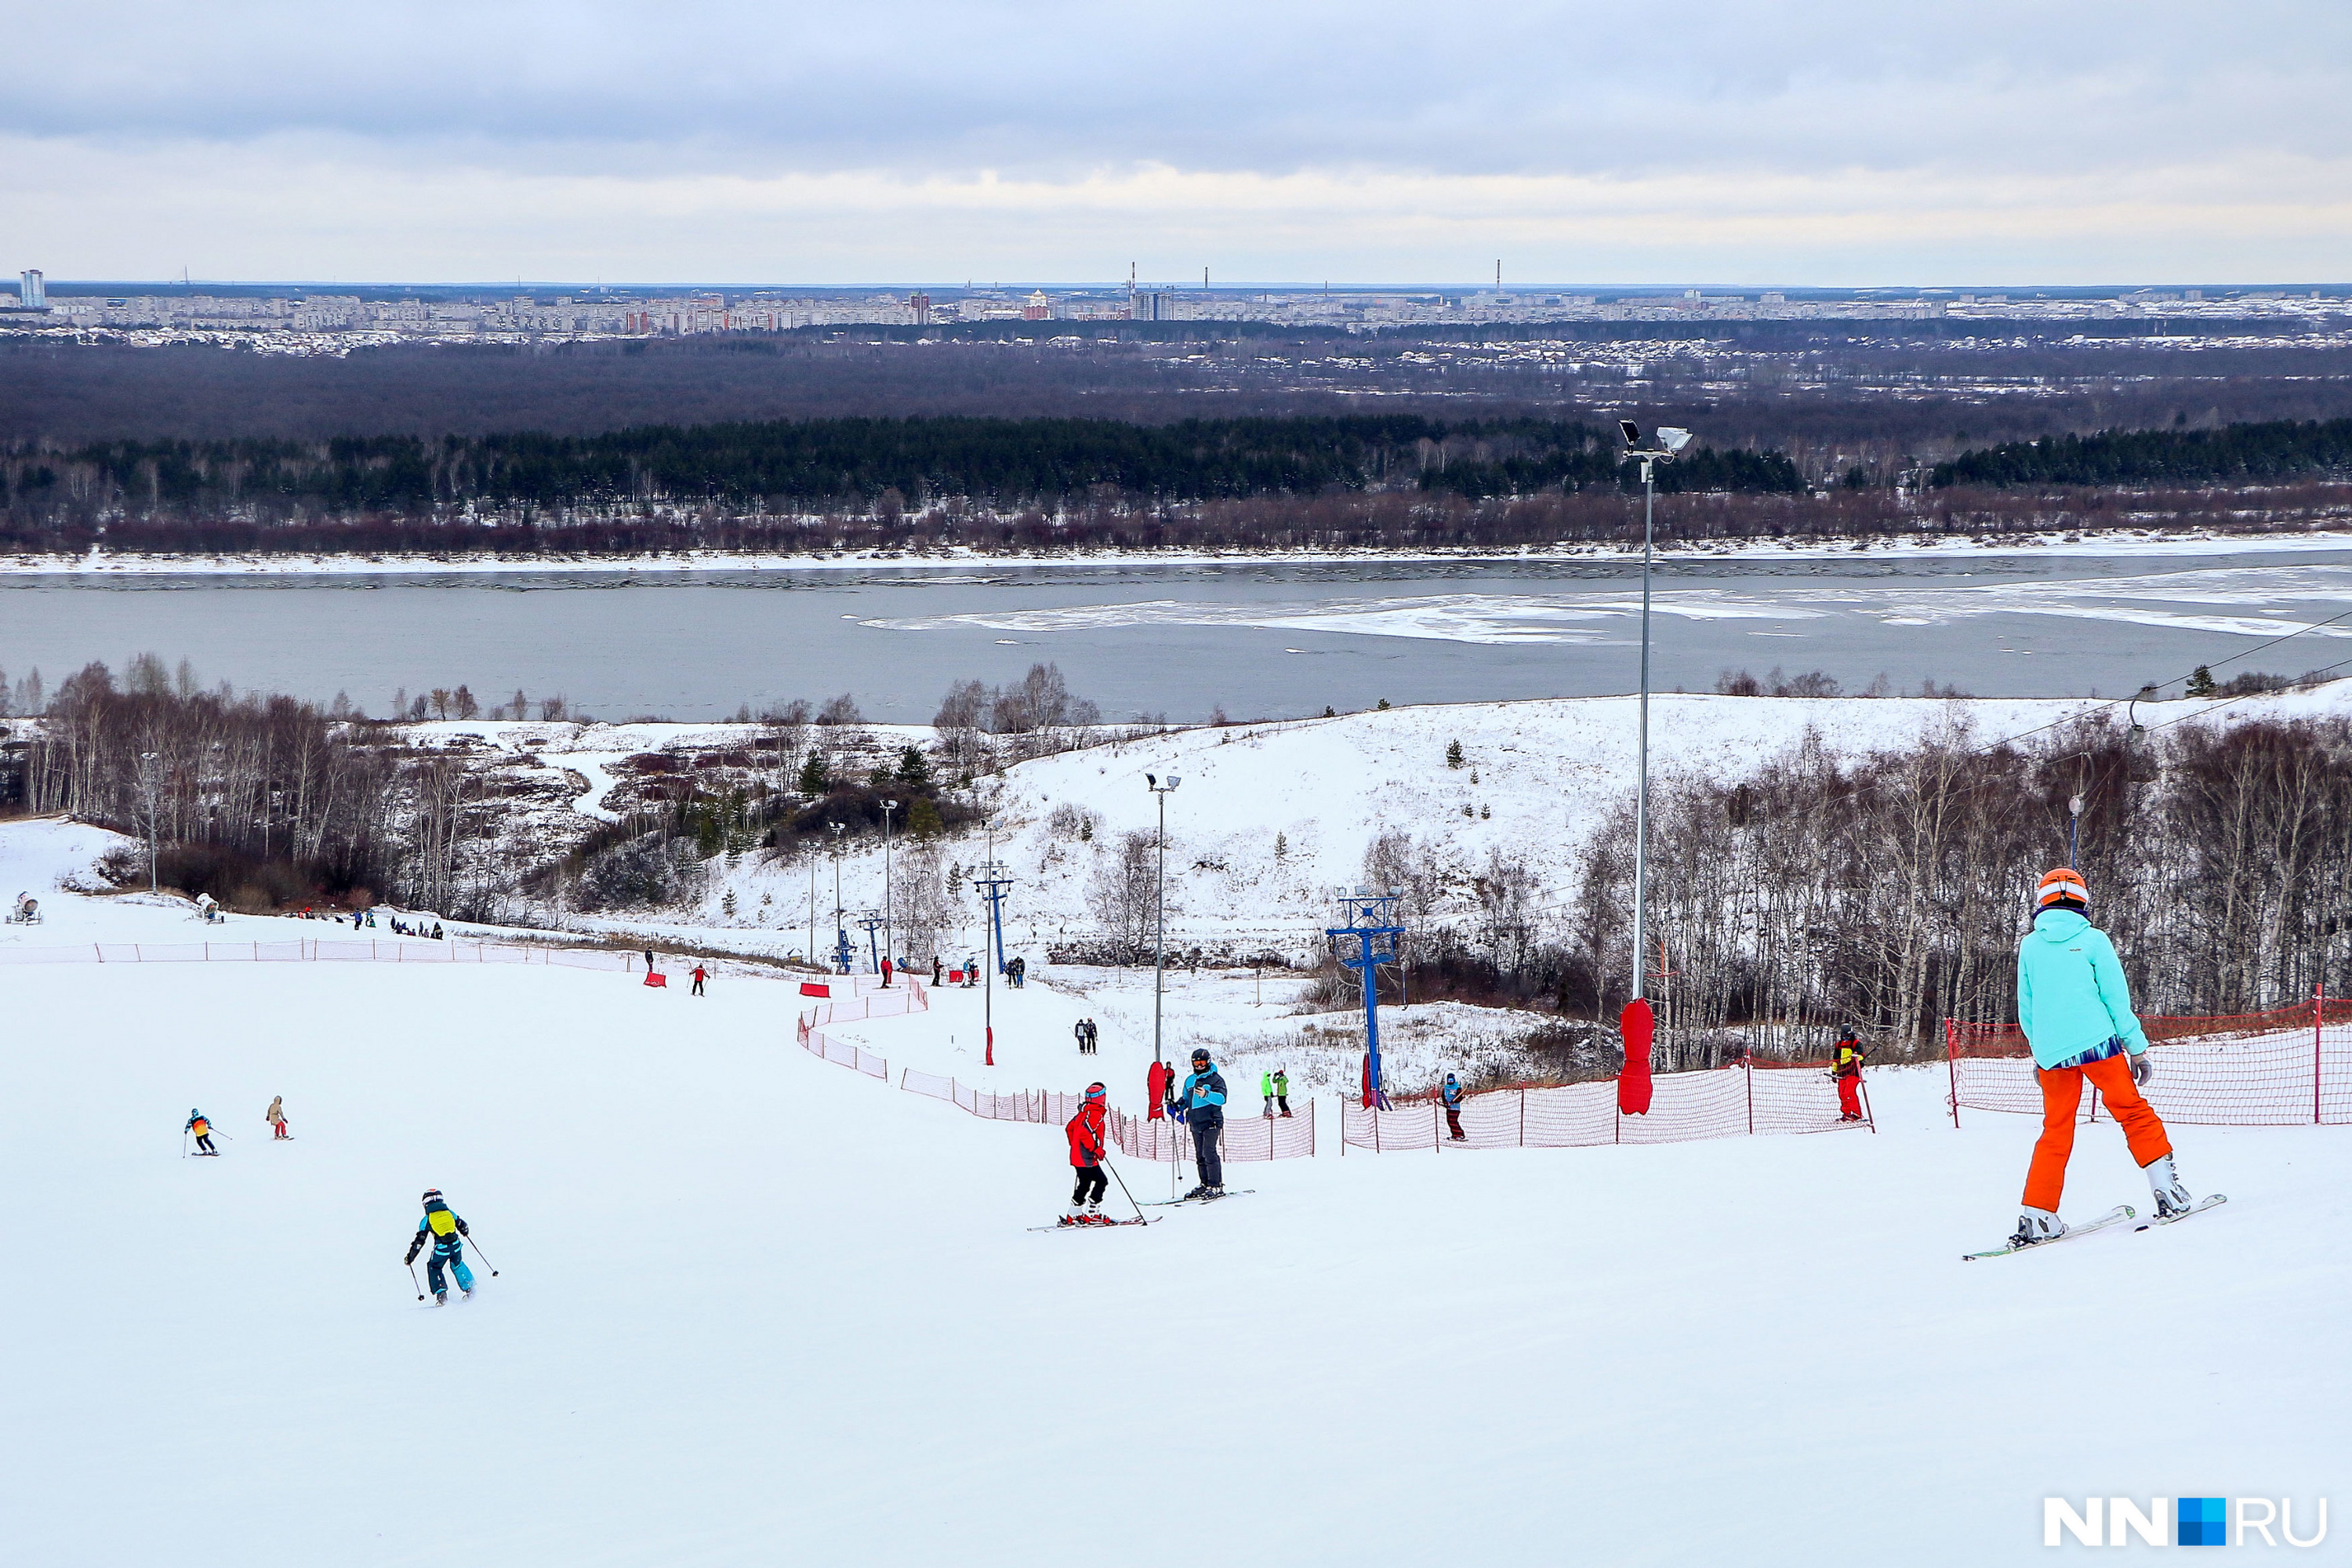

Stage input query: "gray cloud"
[{"left": 5, "top": 0, "right": 2350, "bottom": 279}]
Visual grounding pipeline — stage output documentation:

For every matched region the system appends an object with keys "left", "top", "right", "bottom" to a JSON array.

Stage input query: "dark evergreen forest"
[{"left": 1932, "top": 418, "right": 2352, "bottom": 488}]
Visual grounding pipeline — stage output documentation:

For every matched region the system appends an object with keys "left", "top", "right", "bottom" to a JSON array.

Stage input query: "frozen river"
[{"left": 4, "top": 547, "right": 2350, "bottom": 721}]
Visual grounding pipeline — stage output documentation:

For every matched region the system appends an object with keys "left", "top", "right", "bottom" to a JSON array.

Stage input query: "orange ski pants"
[{"left": 2022, "top": 1053, "right": 2172, "bottom": 1211}]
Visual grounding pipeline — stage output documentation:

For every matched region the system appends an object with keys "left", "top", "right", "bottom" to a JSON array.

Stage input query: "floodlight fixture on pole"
[
  {"left": 1617, "top": 421, "right": 1692, "bottom": 1005},
  {"left": 1145, "top": 773, "right": 1181, "bottom": 1065},
  {"left": 828, "top": 821, "right": 848, "bottom": 975},
  {"left": 970, "top": 817, "right": 1017, "bottom": 1066}
]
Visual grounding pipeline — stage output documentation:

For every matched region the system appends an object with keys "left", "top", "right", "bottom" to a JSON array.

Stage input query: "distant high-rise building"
[
  {"left": 20, "top": 269, "right": 44, "bottom": 309},
  {"left": 909, "top": 292, "right": 931, "bottom": 325}
]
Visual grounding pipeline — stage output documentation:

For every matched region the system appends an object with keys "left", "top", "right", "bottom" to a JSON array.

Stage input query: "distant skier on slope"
[
  {"left": 1440, "top": 1074, "right": 1467, "bottom": 1141},
  {"left": 1832, "top": 1030, "right": 1866, "bottom": 1123},
  {"left": 691, "top": 964, "right": 707, "bottom": 997},
  {"left": 1181, "top": 1049, "right": 1227, "bottom": 1199},
  {"left": 2009, "top": 868, "right": 2195, "bottom": 1249},
  {"left": 186, "top": 1109, "right": 218, "bottom": 1156},
  {"left": 405, "top": 1189, "right": 477, "bottom": 1305},
  {"left": 265, "top": 1095, "right": 289, "bottom": 1140},
  {"left": 1063, "top": 1083, "right": 1112, "bottom": 1225}
]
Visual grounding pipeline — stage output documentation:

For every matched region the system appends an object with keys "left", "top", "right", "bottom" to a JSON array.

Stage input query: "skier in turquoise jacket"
[{"left": 2009, "top": 867, "right": 2194, "bottom": 1249}]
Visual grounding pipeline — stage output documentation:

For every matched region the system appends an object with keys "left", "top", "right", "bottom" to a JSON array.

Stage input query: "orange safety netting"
[
  {"left": 1342, "top": 1058, "right": 1868, "bottom": 1153},
  {"left": 1945, "top": 995, "right": 2352, "bottom": 1127}
]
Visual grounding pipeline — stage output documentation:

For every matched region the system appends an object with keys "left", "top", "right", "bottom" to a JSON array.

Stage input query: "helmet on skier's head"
[
  {"left": 1190, "top": 1048, "right": 1210, "bottom": 1066},
  {"left": 422, "top": 1189, "right": 444, "bottom": 1204},
  {"left": 2036, "top": 867, "right": 2090, "bottom": 912},
  {"left": 1084, "top": 1082, "right": 1105, "bottom": 1100}
]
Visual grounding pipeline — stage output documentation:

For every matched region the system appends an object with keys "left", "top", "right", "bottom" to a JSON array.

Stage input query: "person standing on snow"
[
  {"left": 881, "top": 956, "right": 893, "bottom": 989},
  {"left": 691, "top": 964, "right": 707, "bottom": 997},
  {"left": 186, "top": 1109, "right": 218, "bottom": 1156},
  {"left": 405, "top": 1189, "right": 477, "bottom": 1305},
  {"left": 931, "top": 956, "right": 943, "bottom": 986},
  {"left": 1074, "top": 1018, "right": 1090, "bottom": 1056},
  {"left": 1440, "top": 1074, "right": 1467, "bottom": 1141},
  {"left": 1064, "top": 1083, "right": 1112, "bottom": 1225},
  {"left": 1181, "top": 1049, "right": 1227, "bottom": 1198},
  {"left": 1273, "top": 1068, "right": 1291, "bottom": 1118},
  {"left": 2011, "top": 868, "right": 2195, "bottom": 1248},
  {"left": 1831, "top": 1029, "right": 1866, "bottom": 1123},
  {"left": 1261, "top": 1069, "right": 1276, "bottom": 1118},
  {"left": 265, "top": 1095, "right": 289, "bottom": 1140}
]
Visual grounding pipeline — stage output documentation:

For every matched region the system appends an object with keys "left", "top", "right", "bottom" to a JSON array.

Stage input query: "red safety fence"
[
  {"left": 794, "top": 1018, "right": 891, "bottom": 1080},
  {"left": 1946, "top": 989, "right": 2352, "bottom": 1127},
  {"left": 1342, "top": 1057, "right": 1867, "bottom": 1153},
  {"left": 897, "top": 1069, "right": 1315, "bottom": 1163},
  {"left": 791, "top": 976, "right": 925, "bottom": 1081}
]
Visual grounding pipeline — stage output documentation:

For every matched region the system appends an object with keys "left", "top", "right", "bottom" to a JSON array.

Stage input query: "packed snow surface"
[{"left": 5, "top": 850, "right": 2347, "bottom": 1566}]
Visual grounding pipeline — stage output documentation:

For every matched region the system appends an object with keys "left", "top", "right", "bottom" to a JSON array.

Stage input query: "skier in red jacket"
[{"left": 1064, "top": 1083, "right": 1111, "bottom": 1225}]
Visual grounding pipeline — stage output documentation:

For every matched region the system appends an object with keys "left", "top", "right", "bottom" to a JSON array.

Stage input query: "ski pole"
[
  {"left": 463, "top": 1237, "right": 500, "bottom": 1277},
  {"left": 1103, "top": 1158, "right": 1146, "bottom": 1223},
  {"left": 408, "top": 1261, "right": 424, "bottom": 1301}
]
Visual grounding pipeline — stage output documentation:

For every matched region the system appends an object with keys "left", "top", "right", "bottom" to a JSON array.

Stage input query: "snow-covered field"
[{"left": 5, "top": 826, "right": 2347, "bottom": 1566}]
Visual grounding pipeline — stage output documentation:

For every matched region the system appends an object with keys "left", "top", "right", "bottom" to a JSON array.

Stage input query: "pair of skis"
[{"left": 1963, "top": 1193, "right": 2227, "bottom": 1261}]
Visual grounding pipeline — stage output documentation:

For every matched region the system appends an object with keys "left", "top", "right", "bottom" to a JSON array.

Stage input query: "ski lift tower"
[
  {"left": 1326, "top": 887, "right": 1404, "bottom": 1110},
  {"left": 855, "top": 911, "right": 886, "bottom": 975},
  {"left": 973, "top": 859, "right": 1014, "bottom": 977}
]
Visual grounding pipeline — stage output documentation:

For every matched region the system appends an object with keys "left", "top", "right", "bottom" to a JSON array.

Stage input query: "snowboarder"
[
  {"left": 1261, "top": 1069, "right": 1276, "bottom": 1118},
  {"left": 1146, "top": 1058, "right": 1171, "bottom": 1121},
  {"left": 1064, "top": 1083, "right": 1112, "bottom": 1225},
  {"left": 1832, "top": 1029, "right": 1866, "bottom": 1122},
  {"left": 691, "top": 964, "right": 707, "bottom": 997},
  {"left": 2010, "top": 868, "right": 2195, "bottom": 1248},
  {"left": 1273, "top": 1068, "right": 1291, "bottom": 1118},
  {"left": 1440, "top": 1074, "right": 1467, "bottom": 1141},
  {"left": 186, "top": 1109, "right": 218, "bottom": 1155},
  {"left": 1181, "top": 1048, "right": 1227, "bottom": 1198},
  {"left": 265, "top": 1095, "right": 289, "bottom": 1140},
  {"left": 405, "top": 1189, "right": 477, "bottom": 1305}
]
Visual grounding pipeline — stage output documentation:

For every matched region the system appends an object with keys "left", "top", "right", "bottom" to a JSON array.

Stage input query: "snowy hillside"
[
  {"left": 675, "top": 681, "right": 2352, "bottom": 961},
  {"left": 5, "top": 866, "right": 2346, "bottom": 1567}
]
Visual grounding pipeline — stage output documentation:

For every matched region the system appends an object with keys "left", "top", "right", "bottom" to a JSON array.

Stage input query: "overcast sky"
[{"left": 6, "top": 0, "right": 2349, "bottom": 286}]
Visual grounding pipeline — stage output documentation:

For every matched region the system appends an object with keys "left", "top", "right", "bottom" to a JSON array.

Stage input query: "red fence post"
[
  {"left": 2318, "top": 981, "right": 2328, "bottom": 1127},
  {"left": 1744, "top": 1055, "right": 1754, "bottom": 1136},
  {"left": 1519, "top": 1089, "right": 1526, "bottom": 1149}
]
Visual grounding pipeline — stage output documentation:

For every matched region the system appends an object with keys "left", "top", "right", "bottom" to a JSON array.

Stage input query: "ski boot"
[
  {"left": 433, "top": 1289, "right": 450, "bottom": 1305},
  {"left": 1181, "top": 1184, "right": 1210, "bottom": 1201},
  {"left": 1083, "top": 1204, "right": 1106, "bottom": 1225},
  {"left": 2145, "top": 1154, "right": 2194, "bottom": 1218},
  {"left": 2008, "top": 1207, "right": 2066, "bottom": 1249},
  {"left": 1059, "top": 1210, "right": 1085, "bottom": 1228}
]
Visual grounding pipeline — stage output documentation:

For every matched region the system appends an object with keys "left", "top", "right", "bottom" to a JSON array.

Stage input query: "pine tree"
[
  {"left": 2187, "top": 665, "right": 2217, "bottom": 698},
  {"left": 909, "top": 797, "right": 945, "bottom": 838},
  {"left": 797, "top": 753, "right": 830, "bottom": 794},
  {"left": 1275, "top": 832, "right": 1287, "bottom": 861},
  {"left": 1446, "top": 739, "right": 1464, "bottom": 769},
  {"left": 895, "top": 745, "right": 933, "bottom": 789}
]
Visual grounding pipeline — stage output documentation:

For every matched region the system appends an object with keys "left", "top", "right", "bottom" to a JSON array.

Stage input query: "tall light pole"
[
  {"left": 1617, "top": 422, "right": 1691, "bottom": 1005},
  {"left": 1145, "top": 773, "right": 1181, "bottom": 1065},
  {"left": 880, "top": 798, "right": 899, "bottom": 967},
  {"left": 828, "top": 820, "right": 847, "bottom": 975}
]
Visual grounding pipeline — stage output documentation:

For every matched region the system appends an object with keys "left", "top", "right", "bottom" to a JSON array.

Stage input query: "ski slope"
[{"left": 5, "top": 860, "right": 2349, "bottom": 1566}]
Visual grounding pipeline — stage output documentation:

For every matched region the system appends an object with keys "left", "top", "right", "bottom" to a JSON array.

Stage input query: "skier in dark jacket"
[
  {"left": 1441, "top": 1074, "right": 1467, "bottom": 1141},
  {"left": 1181, "top": 1049, "right": 1228, "bottom": 1198},
  {"left": 404, "top": 1189, "right": 477, "bottom": 1305}
]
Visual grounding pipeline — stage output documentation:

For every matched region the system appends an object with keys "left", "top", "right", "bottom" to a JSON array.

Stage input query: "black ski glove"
[
  {"left": 404, "top": 1240, "right": 422, "bottom": 1265},
  {"left": 2130, "top": 1054, "right": 2153, "bottom": 1086}
]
